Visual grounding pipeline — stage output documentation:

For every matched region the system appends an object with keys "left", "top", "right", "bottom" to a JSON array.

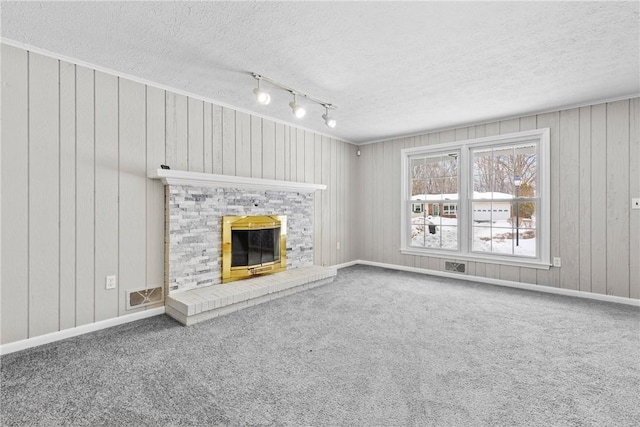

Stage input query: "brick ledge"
[{"left": 166, "top": 265, "right": 337, "bottom": 326}]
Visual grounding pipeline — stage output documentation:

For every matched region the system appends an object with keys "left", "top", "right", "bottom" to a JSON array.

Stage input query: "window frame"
[{"left": 400, "top": 128, "right": 551, "bottom": 269}]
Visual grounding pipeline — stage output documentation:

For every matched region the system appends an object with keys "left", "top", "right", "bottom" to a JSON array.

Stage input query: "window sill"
[{"left": 399, "top": 247, "right": 551, "bottom": 270}]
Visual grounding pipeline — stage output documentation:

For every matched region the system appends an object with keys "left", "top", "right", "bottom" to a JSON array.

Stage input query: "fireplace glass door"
[
  {"left": 222, "top": 215, "right": 287, "bottom": 283},
  {"left": 231, "top": 227, "right": 281, "bottom": 267}
]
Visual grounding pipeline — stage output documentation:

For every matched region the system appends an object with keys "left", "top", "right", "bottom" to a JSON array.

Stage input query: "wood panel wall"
[
  {"left": 356, "top": 98, "right": 640, "bottom": 299},
  {"left": 1, "top": 43, "right": 636, "bottom": 346},
  {"left": 1, "top": 45, "right": 357, "bottom": 344}
]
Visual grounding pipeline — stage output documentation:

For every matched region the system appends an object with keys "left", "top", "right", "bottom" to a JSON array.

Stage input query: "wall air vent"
[
  {"left": 445, "top": 261, "right": 466, "bottom": 273},
  {"left": 126, "top": 287, "right": 164, "bottom": 310}
]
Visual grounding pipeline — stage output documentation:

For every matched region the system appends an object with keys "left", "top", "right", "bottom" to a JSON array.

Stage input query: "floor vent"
[
  {"left": 126, "top": 287, "right": 164, "bottom": 310},
  {"left": 445, "top": 261, "right": 466, "bottom": 273}
]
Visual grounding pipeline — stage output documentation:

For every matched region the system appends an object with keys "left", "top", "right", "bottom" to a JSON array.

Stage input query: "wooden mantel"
[{"left": 149, "top": 169, "right": 327, "bottom": 193}]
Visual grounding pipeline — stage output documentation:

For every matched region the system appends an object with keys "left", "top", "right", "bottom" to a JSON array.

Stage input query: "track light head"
[
  {"left": 253, "top": 77, "right": 271, "bottom": 105},
  {"left": 322, "top": 113, "right": 336, "bottom": 128},
  {"left": 289, "top": 94, "right": 306, "bottom": 118},
  {"left": 253, "top": 88, "right": 271, "bottom": 105},
  {"left": 290, "top": 102, "right": 306, "bottom": 118},
  {"left": 322, "top": 106, "right": 337, "bottom": 128}
]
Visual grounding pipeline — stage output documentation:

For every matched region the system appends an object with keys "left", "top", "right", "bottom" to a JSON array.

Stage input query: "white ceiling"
[{"left": 2, "top": 1, "right": 638, "bottom": 144}]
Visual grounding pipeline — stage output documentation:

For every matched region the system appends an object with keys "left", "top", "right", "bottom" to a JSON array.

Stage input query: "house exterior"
[{"left": 411, "top": 192, "right": 513, "bottom": 221}]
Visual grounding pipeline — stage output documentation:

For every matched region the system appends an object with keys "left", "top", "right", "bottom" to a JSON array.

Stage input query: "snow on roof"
[{"left": 411, "top": 192, "right": 514, "bottom": 201}]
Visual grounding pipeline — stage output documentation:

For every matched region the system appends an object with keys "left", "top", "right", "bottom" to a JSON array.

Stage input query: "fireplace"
[
  {"left": 222, "top": 215, "right": 287, "bottom": 283},
  {"left": 155, "top": 169, "right": 321, "bottom": 293}
]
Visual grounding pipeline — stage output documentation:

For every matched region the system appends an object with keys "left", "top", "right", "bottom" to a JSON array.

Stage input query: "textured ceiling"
[{"left": 2, "top": 1, "right": 638, "bottom": 144}]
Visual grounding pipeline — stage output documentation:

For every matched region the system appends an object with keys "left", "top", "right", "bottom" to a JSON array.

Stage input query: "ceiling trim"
[
  {"left": 1, "top": 37, "right": 355, "bottom": 145},
  {"left": 359, "top": 93, "right": 640, "bottom": 146}
]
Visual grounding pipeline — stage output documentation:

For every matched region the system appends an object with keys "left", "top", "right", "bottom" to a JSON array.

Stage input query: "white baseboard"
[
  {"left": 0, "top": 307, "right": 166, "bottom": 356},
  {"left": 345, "top": 260, "right": 640, "bottom": 307},
  {"left": 3, "top": 260, "right": 637, "bottom": 355},
  {"left": 332, "top": 260, "right": 359, "bottom": 270}
]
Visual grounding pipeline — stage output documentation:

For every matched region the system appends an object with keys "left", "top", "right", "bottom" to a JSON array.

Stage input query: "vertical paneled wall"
[
  {"left": 1, "top": 45, "right": 357, "bottom": 345},
  {"left": 2, "top": 42, "right": 635, "bottom": 347},
  {"left": 356, "top": 98, "right": 640, "bottom": 300}
]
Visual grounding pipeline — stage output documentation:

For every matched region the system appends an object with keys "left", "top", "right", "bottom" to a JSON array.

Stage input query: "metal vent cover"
[
  {"left": 126, "top": 286, "right": 164, "bottom": 310},
  {"left": 445, "top": 261, "right": 466, "bottom": 273}
]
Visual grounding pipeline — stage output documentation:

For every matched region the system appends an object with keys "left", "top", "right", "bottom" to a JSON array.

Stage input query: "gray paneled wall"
[
  {"left": 1, "top": 45, "right": 357, "bottom": 345},
  {"left": 2, "top": 42, "right": 636, "bottom": 346},
  {"left": 356, "top": 98, "right": 640, "bottom": 299}
]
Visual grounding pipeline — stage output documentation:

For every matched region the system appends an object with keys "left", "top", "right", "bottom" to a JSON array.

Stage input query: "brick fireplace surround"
[{"left": 151, "top": 169, "right": 337, "bottom": 325}]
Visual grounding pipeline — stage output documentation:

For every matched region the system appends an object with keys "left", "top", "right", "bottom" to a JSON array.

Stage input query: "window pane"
[
  {"left": 440, "top": 155, "right": 458, "bottom": 178},
  {"left": 410, "top": 216, "right": 439, "bottom": 248},
  {"left": 423, "top": 156, "right": 441, "bottom": 176},
  {"left": 472, "top": 223, "right": 492, "bottom": 252},
  {"left": 514, "top": 143, "right": 537, "bottom": 197},
  {"left": 513, "top": 201, "right": 537, "bottom": 257},
  {"left": 473, "top": 223, "right": 515, "bottom": 255},
  {"left": 441, "top": 226, "right": 458, "bottom": 249},
  {"left": 411, "top": 179, "right": 425, "bottom": 197},
  {"left": 424, "top": 179, "right": 443, "bottom": 200},
  {"left": 409, "top": 203, "right": 458, "bottom": 250},
  {"left": 410, "top": 157, "right": 424, "bottom": 181},
  {"left": 443, "top": 177, "right": 458, "bottom": 196},
  {"left": 472, "top": 200, "right": 538, "bottom": 257},
  {"left": 472, "top": 201, "right": 493, "bottom": 222},
  {"left": 411, "top": 225, "right": 426, "bottom": 247},
  {"left": 513, "top": 200, "right": 536, "bottom": 224},
  {"left": 410, "top": 157, "right": 424, "bottom": 171},
  {"left": 473, "top": 143, "right": 538, "bottom": 201},
  {"left": 492, "top": 146, "right": 514, "bottom": 195},
  {"left": 473, "top": 150, "right": 493, "bottom": 193},
  {"left": 410, "top": 202, "right": 427, "bottom": 247}
]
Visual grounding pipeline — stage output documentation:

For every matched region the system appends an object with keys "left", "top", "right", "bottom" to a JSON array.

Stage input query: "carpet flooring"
[{"left": 1, "top": 265, "right": 639, "bottom": 426}]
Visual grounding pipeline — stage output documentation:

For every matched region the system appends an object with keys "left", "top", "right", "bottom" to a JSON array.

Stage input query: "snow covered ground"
[{"left": 411, "top": 215, "right": 536, "bottom": 256}]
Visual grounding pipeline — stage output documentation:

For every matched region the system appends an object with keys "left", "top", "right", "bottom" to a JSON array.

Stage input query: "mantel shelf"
[{"left": 149, "top": 169, "right": 326, "bottom": 193}]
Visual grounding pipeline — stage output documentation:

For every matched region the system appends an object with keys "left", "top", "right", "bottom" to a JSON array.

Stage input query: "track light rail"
[{"left": 251, "top": 72, "right": 337, "bottom": 110}]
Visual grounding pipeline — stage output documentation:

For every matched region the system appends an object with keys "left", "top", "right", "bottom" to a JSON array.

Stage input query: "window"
[
  {"left": 408, "top": 153, "right": 459, "bottom": 249},
  {"left": 401, "top": 129, "right": 550, "bottom": 268},
  {"left": 443, "top": 203, "right": 457, "bottom": 216}
]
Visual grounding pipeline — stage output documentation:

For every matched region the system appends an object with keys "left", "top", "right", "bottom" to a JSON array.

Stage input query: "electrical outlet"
[
  {"left": 105, "top": 275, "right": 117, "bottom": 290},
  {"left": 632, "top": 198, "right": 640, "bottom": 210},
  {"left": 337, "top": 241, "right": 341, "bottom": 250},
  {"left": 553, "top": 257, "right": 562, "bottom": 268}
]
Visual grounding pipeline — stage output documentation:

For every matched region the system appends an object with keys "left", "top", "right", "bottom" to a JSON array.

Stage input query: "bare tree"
[
  {"left": 473, "top": 145, "right": 536, "bottom": 195},
  {"left": 411, "top": 155, "right": 458, "bottom": 196}
]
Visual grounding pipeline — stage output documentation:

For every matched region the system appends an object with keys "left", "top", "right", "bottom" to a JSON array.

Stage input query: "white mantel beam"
[{"left": 149, "top": 169, "right": 326, "bottom": 193}]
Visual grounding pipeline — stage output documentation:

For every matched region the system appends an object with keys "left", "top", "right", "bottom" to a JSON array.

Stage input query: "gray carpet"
[{"left": 1, "top": 265, "right": 639, "bottom": 426}]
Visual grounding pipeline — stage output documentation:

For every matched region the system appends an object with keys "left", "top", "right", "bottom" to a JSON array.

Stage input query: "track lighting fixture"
[
  {"left": 289, "top": 94, "right": 306, "bottom": 118},
  {"left": 322, "top": 105, "right": 337, "bottom": 128},
  {"left": 251, "top": 72, "right": 337, "bottom": 128},
  {"left": 253, "top": 77, "right": 271, "bottom": 105}
]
